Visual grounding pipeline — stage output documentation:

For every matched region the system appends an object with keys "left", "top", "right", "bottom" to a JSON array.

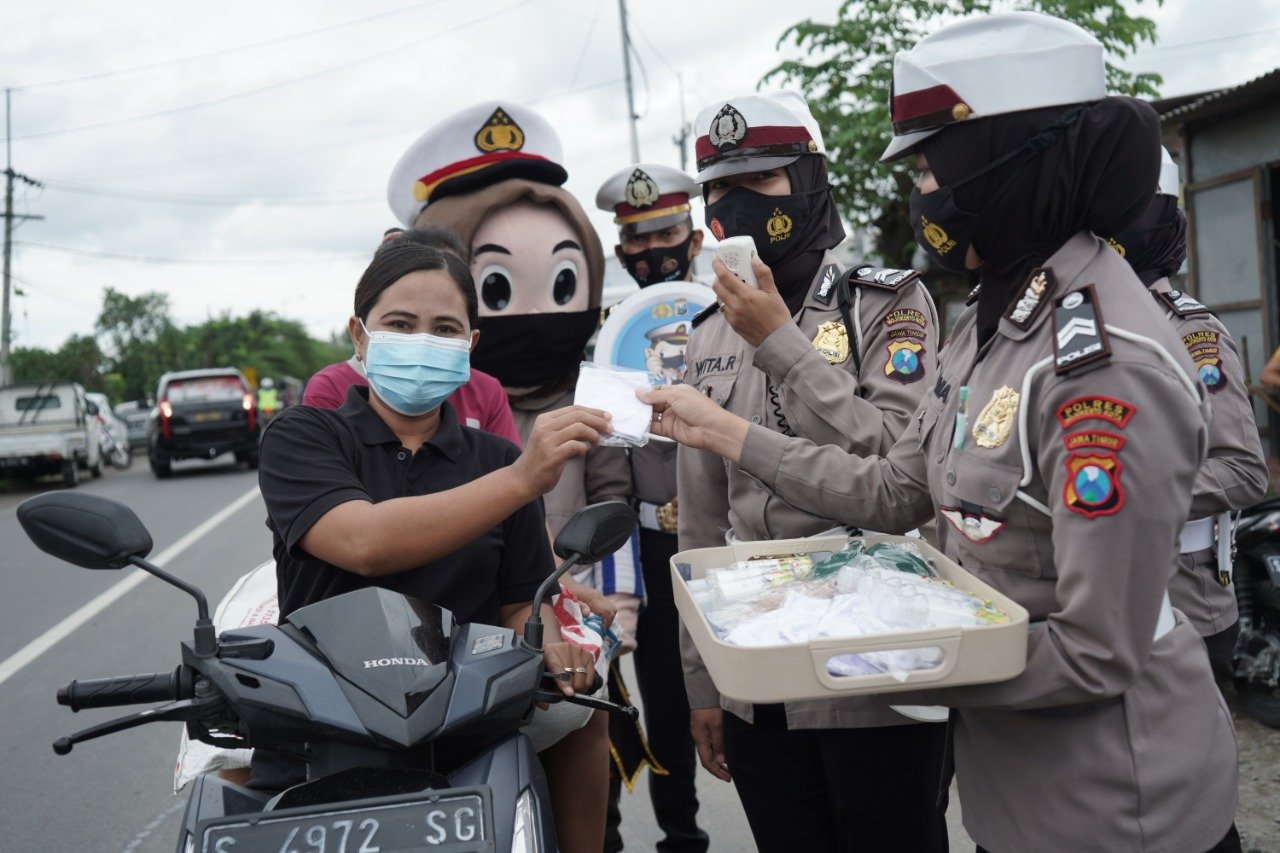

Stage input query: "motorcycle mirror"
[
  {"left": 552, "top": 501, "right": 638, "bottom": 565},
  {"left": 18, "top": 493, "right": 217, "bottom": 657},
  {"left": 526, "top": 501, "right": 638, "bottom": 650},
  {"left": 18, "top": 493, "right": 153, "bottom": 570}
]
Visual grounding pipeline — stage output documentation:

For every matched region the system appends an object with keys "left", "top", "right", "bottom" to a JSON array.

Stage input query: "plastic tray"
[{"left": 671, "top": 534, "right": 1029, "bottom": 702}]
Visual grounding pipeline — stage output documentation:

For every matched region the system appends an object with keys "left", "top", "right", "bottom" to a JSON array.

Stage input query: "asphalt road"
[{"left": 2, "top": 456, "right": 1275, "bottom": 852}]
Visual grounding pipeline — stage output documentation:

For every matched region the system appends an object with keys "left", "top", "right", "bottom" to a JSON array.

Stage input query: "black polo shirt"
[{"left": 258, "top": 386, "right": 552, "bottom": 627}]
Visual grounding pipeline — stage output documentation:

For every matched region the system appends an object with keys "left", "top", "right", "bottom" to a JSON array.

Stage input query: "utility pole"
[
  {"left": 617, "top": 0, "right": 640, "bottom": 162},
  {"left": 2, "top": 88, "right": 44, "bottom": 386},
  {"left": 672, "top": 72, "right": 692, "bottom": 172}
]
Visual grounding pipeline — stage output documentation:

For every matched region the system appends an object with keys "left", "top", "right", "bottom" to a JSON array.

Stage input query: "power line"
[
  {"left": 10, "top": 0, "right": 450, "bottom": 91},
  {"left": 14, "top": 240, "right": 367, "bottom": 265},
  {"left": 41, "top": 180, "right": 381, "bottom": 207},
  {"left": 13, "top": 0, "right": 535, "bottom": 142},
  {"left": 1135, "top": 26, "right": 1280, "bottom": 54}
]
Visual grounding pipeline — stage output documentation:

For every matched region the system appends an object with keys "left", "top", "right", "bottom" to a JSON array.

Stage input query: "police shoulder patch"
[
  {"left": 1052, "top": 285, "right": 1111, "bottom": 376},
  {"left": 849, "top": 265, "right": 920, "bottom": 291},
  {"left": 690, "top": 302, "right": 721, "bottom": 329},
  {"left": 1155, "top": 289, "right": 1211, "bottom": 318},
  {"left": 812, "top": 263, "right": 842, "bottom": 306},
  {"left": 1063, "top": 450, "right": 1125, "bottom": 519}
]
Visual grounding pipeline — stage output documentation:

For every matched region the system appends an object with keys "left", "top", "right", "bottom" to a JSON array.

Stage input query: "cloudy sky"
[{"left": 2, "top": 0, "right": 1275, "bottom": 355}]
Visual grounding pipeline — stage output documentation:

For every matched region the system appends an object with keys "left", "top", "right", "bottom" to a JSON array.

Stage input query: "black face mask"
[
  {"left": 622, "top": 232, "right": 695, "bottom": 286},
  {"left": 910, "top": 106, "right": 1087, "bottom": 273},
  {"left": 472, "top": 308, "right": 601, "bottom": 389},
  {"left": 705, "top": 186, "right": 823, "bottom": 268}
]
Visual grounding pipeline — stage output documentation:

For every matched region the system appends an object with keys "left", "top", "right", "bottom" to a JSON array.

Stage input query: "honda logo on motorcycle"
[{"left": 363, "top": 657, "right": 430, "bottom": 668}]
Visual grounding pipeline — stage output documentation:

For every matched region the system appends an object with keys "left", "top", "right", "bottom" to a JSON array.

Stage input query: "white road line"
[{"left": 0, "top": 485, "right": 262, "bottom": 687}]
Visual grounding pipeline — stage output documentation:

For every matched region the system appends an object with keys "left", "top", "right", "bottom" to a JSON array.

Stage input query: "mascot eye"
[
  {"left": 551, "top": 260, "right": 579, "bottom": 306},
  {"left": 477, "top": 264, "right": 513, "bottom": 311}
]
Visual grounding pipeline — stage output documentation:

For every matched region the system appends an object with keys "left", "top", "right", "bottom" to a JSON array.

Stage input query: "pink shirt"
[{"left": 303, "top": 358, "right": 521, "bottom": 447}]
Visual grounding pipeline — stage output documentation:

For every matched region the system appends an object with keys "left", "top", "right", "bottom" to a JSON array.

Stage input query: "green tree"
[
  {"left": 181, "top": 310, "right": 348, "bottom": 385},
  {"left": 11, "top": 335, "right": 107, "bottom": 391},
  {"left": 765, "top": 0, "right": 1162, "bottom": 268},
  {"left": 95, "top": 288, "right": 184, "bottom": 399}
]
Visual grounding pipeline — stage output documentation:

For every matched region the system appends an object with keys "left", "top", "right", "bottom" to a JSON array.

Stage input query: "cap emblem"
[
  {"left": 1106, "top": 237, "right": 1126, "bottom": 257},
  {"left": 951, "top": 103, "right": 971, "bottom": 122},
  {"left": 474, "top": 107, "right": 526, "bottom": 154},
  {"left": 708, "top": 104, "right": 748, "bottom": 150},
  {"left": 919, "top": 215, "right": 956, "bottom": 256},
  {"left": 766, "top": 208, "right": 793, "bottom": 242},
  {"left": 624, "top": 169, "right": 661, "bottom": 208}
]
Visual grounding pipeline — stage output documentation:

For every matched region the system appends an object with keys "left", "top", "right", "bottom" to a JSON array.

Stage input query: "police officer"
[
  {"left": 596, "top": 164, "right": 709, "bottom": 853},
  {"left": 644, "top": 13, "right": 1241, "bottom": 852},
  {"left": 675, "top": 91, "right": 947, "bottom": 852},
  {"left": 1108, "top": 148, "right": 1269, "bottom": 680}
]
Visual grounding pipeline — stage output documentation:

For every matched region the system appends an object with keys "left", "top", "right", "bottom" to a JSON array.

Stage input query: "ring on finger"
[
  {"left": 573, "top": 666, "right": 588, "bottom": 673},
  {"left": 563, "top": 667, "right": 575, "bottom": 673}
]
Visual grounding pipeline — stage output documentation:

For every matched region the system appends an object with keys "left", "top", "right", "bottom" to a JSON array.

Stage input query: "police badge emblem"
[
  {"left": 473, "top": 107, "right": 526, "bottom": 153},
  {"left": 624, "top": 169, "right": 660, "bottom": 208},
  {"left": 972, "top": 386, "right": 1019, "bottom": 448},
  {"left": 708, "top": 104, "right": 748, "bottom": 150},
  {"left": 812, "top": 321, "right": 850, "bottom": 365}
]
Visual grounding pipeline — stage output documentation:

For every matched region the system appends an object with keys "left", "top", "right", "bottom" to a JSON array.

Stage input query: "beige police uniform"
[
  {"left": 736, "top": 232, "right": 1238, "bottom": 852},
  {"left": 678, "top": 251, "right": 940, "bottom": 727},
  {"left": 1151, "top": 279, "right": 1269, "bottom": 638}
]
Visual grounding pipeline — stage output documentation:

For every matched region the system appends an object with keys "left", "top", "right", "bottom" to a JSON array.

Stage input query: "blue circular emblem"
[
  {"left": 1073, "top": 465, "right": 1111, "bottom": 505},
  {"left": 1198, "top": 363, "right": 1222, "bottom": 387},
  {"left": 892, "top": 349, "right": 919, "bottom": 375}
]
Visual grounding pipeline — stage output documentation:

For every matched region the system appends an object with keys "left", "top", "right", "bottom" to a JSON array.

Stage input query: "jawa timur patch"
[{"left": 1063, "top": 451, "right": 1124, "bottom": 518}]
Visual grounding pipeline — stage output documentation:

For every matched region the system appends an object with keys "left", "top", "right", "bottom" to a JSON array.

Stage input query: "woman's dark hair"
[
  {"left": 377, "top": 225, "right": 468, "bottom": 260},
  {"left": 354, "top": 241, "right": 479, "bottom": 327}
]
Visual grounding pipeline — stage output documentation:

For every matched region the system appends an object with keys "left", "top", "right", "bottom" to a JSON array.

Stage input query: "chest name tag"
[{"left": 1052, "top": 285, "right": 1111, "bottom": 376}]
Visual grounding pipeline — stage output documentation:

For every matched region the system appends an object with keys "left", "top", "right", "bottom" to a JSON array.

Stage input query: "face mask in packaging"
[{"left": 573, "top": 362, "right": 653, "bottom": 447}]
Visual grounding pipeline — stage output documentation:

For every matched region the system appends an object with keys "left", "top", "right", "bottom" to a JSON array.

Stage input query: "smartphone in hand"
[{"left": 716, "top": 236, "right": 759, "bottom": 287}]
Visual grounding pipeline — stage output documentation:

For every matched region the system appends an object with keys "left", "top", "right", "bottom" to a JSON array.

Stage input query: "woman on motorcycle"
[{"left": 254, "top": 240, "right": 614, "bottom": 853}]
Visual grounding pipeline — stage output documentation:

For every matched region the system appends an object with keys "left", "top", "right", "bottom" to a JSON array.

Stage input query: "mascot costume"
[{"left": 387, "top": 102, "right": 648, "bottom": 852}]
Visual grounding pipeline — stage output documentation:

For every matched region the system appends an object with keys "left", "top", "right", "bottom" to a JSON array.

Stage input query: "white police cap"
[
  {"left": 882, "top": 12, "right": 1106, "bottom": 162},
  {"left": 1158, "top": 146, "right": 1179, "bottom": 198},
  {"left": 693, "top": 90, "right": 825, "bottom": 183},
  {"left": 387, "top": 101, "right": 569, "bottom": 228},
  {"left": 595, "top": 164, "right": 697, "bottom": 236}
]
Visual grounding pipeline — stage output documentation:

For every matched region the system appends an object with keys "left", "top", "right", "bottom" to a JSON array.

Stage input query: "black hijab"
[
  {"left": 1107, "top": 194, "right": 1188, "bottom": 286},
  {"left": 921, "top": 97, "right": 1161, "bottom": 344}
]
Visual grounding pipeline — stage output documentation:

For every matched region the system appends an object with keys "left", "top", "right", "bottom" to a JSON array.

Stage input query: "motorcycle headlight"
[{"left": 511, "top": 786, "right": 542, "bottom": 853}]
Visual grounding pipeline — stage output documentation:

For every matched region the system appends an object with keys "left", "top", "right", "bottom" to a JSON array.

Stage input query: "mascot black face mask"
[{"left": 471, "top": 309, "right": 600, "bottom": 389}]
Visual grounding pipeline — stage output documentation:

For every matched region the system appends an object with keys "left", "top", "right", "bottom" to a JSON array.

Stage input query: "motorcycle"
[
  {"left": 17, "top": 492, "right": 639, "bottom": 852},
  {"left": 94, "top": 413, "right": 133, "bottom": 470},
  {"left": 1232, "top": 494, "right": 1280, "bottom": 728}
]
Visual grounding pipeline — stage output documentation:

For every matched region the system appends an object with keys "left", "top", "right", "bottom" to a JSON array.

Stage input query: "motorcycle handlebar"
[{"left": 57, "top": 667, "right": 190, "bottom": 712}]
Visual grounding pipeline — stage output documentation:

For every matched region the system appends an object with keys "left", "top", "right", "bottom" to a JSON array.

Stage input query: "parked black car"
[{"left": 148, "top": 368, "right": 260, "bottom": 478}]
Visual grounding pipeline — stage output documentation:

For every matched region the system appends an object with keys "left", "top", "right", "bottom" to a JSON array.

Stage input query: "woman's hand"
[
  {"left": 562, "top": 578, "right": 617, "bottom": 628},
  {"left": 637, "top": 385, "right": 751, "bottom": 463},
  {"left": 712, "top": 255, "right": 792, "bottom": 348},
  {"left": 543, "top": 641, "right": 598, "bottom": 697},
  {"left": 513, "top": 406, "right": 612, "bottom": 497}
]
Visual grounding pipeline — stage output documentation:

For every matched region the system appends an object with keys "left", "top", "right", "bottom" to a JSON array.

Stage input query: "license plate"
[
  {"left": 192, "top": 410, "right": 227, "bottom": 423},
  {"left": 200, "top": 792, "right": 487, "bottom": 852}
]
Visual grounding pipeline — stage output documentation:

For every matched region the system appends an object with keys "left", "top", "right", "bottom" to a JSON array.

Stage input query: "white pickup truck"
[{"left": 0, "top": 381, "right": 103, "bottom": 487}]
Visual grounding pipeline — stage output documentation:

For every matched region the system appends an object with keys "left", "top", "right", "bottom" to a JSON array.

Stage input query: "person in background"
[
  {"left": 304, "top": 226, "right": 522, "bottom": 447},
  {"left": 1107, "top": 146, "right": 1269, "bottom": 680},
  {"left": 674, "top": 90, "right": 945, "bottom": 853},
  {"left": 1261, "top": 346, "right": 1280, "bottom": 389},
  {"left": 256, "top": 377, "right": 279, "bottom": 421},
  {"left": 594, "top": 163, "right": 708, "bottom": 853}
]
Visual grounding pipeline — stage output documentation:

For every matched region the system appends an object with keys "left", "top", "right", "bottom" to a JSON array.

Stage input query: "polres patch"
[
  {"left": 1056, "top": 396, "right": 1136, "bottom": 429},
  {"left": 1183, "top": 330, "right": 1229, "bottom": 394},
  {"left": 884, "top": 340, "right": 926, "bottom": 384},
  {"left": 1063, "top": 452, "right": 1124, "bottom": 519}
]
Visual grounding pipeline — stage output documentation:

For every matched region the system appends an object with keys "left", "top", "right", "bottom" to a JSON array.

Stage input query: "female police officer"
[
  {"left": 644, "top": 13, "right": 1240, "bottom": 853},
  {"left": 677, "top": 90, "right": 946, "bottom": 852}
]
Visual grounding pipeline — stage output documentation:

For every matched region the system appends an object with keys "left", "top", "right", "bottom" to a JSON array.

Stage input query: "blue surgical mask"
[{"left": 360, "top": 320, "right": 471, "bottom": 417}]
